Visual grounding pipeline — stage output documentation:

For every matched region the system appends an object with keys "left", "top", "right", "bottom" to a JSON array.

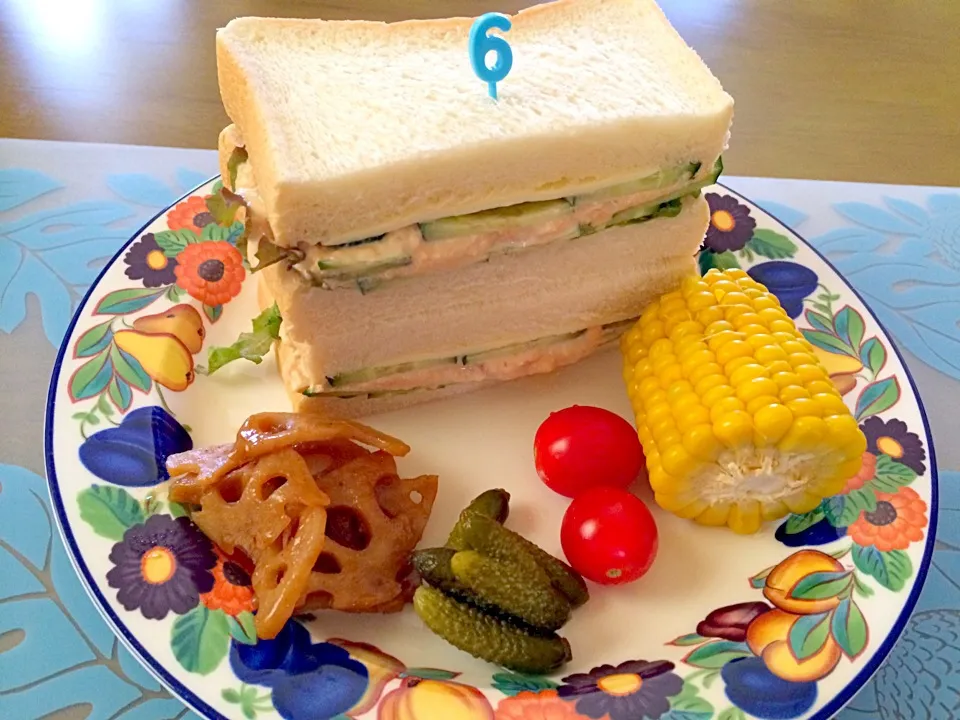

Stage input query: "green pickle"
[
  {"left": 446, "top": 489, "right": 511, "bottom": 549},
  {"left": 460, "top": 513, "right": 589, "bottom": 609},
  {"left": 451, "top": 550, "right": 570, "bottom": 631},
  {"left": 413, "top": 585, "right": 572, "bottom": 674}
]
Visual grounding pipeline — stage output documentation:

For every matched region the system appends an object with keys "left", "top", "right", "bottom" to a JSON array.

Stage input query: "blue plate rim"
[{"left": 42, "top": 178, "right": 940, "bottom": 720}]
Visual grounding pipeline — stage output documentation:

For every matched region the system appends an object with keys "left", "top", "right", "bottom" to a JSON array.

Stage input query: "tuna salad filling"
[
  {"left": 299, "top": 317, "right": 637, "bottom": 398},
  {"left": 230, "top": 152, "right": 722, "bottom": 292}
]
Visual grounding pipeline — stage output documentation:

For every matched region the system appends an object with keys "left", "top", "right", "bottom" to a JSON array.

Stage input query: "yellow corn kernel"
[
  {"left": 747, "top": 394, "right": 781, "bottom": 416},
  {"left": 710, "top": 395, "right": 746, "bottom": 422},
  {"left": 697, "top": 305, "right": 726, "bottom": 326},
  {"left": 694, "top": 502, "right": 733, "bottom": 527},
  {"left": 683, "top": 424, "right": 722, "bottom": 461},
  {"left": 678, "top": 406, "right": 712, "bottom": 432},
  {"left": 658, "top": 364, "right": 683, "bottom": 385},
  {"left": 813, "top": 393, "right": 849, "bottom": 417},
  {"left": 729, "top": 501, "right": 763, "bottom": 534},
  {"left": 716, "top": 340, "right": 753, "bottom": 365},
  {"left": 714, "top": 410, "right": 754, "bottom": 448},
  {"left": 689, "top": 362, "right": 725, "bottom": 386},
  {"left": 702, "top": 384, "right": 736, "bottom": 408},
  {"left": 780, "top": 386, "right": 811, "bottom": 404},
  {"left": 641, "top": 321, "right": 665, "bottom": 345},
  {"left": 686, "top": 291, "right": 718, "bottom": 312},
  {"left": 724, "top": 356, "right": 756, "bottom": 377},
  {"left": 620, "top": 270, "right": 867, "bottom": 535},
  {"left": 807, "top": 379, "right": 840, "bottom": 396},
  {"left": 694, "top": 374, "right": 727, "bottom": 396},
  {"left": 772, "top": 371, "right": 803, "bottom": 389},
  {"left": 786, "top": 397, "right": 822, "bottom": 418},
  {"left": 661, "top": 445, "right": 699, "bottom": 478},
  {"left": 730, "top": 363, "right": 770, "bottom": 386},
  {"left": 737, "top": 377, "right": 780, "bottom": 404},
  {"left": 753, "top": 403, "right": 794, "bottom": 445}
]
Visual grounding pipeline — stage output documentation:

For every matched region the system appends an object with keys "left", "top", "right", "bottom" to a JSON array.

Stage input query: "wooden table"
[{"left": 1, "top": 0, "right": 957, "bottom": 186}]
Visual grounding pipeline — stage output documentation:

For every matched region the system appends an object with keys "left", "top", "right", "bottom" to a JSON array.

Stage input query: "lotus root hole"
[
  {"left": 312, "top": 552, "right": 342, "bottom": 574},
  {"left": 218, "top": 476, "right": 243, "bottom": 504},
  {"left": 260, "top": 475, "right": 287, "bottom": 501},
  {"left": 325, "top": 506, "right": 371, "bottom": 551},
  {"left": 409, "top": 490, "right": 423, "bottom": 505}
]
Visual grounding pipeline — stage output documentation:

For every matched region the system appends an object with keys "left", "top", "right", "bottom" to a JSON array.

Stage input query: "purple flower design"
[
  {"left": 123, "top": 233, "right": 178, "bottom": 287},
  {"left": 704, "top": 193, "right": 756, "bottom": 253},
  {"left": 558, "top": 659, "right": 683, "bottom": 720},
  {"left": 106, "top": 514, "right": 216, "bottom": 619},
  {"left": 861, "top": 416, "right": 926, "bottom": 475}
]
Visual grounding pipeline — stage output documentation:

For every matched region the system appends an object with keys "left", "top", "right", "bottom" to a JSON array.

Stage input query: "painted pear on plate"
[
  {"left": 379, "top": 678, "right": 494, "bottom": 720},
  {"left": 133, "top": 303, "right": 205, "bottom": 354},
  {"left": 114, "top": 330, "right": 195, "bottom": 391}
]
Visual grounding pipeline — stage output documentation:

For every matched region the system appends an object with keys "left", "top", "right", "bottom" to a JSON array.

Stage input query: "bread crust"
[{"left": 215, "top": 0, "right": 733, "bottom": 247}]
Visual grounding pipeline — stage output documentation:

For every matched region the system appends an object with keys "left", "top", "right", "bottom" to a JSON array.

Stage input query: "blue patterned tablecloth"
[{"left": 0, "top": 139, "right": 957, "bottom": 720}]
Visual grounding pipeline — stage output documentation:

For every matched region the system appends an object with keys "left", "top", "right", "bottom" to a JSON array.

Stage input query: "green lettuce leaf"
[{"left": 199, "top": 303, "right": 282, "bottom": 375}]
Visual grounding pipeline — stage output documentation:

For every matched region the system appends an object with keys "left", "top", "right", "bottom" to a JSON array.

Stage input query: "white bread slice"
[
  {"left": 260, "top": 195, "right": 709, "bottom": 413},
  {"left": 217, "top": 0, "right": 733, "bottom": 248}
]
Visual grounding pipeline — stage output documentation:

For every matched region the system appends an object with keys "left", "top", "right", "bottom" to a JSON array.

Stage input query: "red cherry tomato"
[
  {"left": 534, "top": 405, "right": 645, "bottom": 498},
  {"left": 560, "top": 486, "right": 658, "bottom": 585}
]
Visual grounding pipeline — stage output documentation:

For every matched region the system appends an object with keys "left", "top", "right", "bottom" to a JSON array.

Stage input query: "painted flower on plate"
[
  {"left": 848, "top": 486, "right": 927, "bottom": 551},
  {"left": 231, "top": 619, "right": 369, "bottom": 720},
  {"left": 704, "top": 193, "right": 756, "bottom": 253},
  {"left": 557, "top": 659, "right": 682, "bottom": 720},
  {"left": 495, "top": 689, "right": 591, "bottom": 720},
  {"left": 860, "top": 417, "right": 926, "bottom": 475},
  {"left": 167, "top": 195, "right": 215, "bottom": 232},
  {"left": 200, "top": 548, "right": 255, "bottom": 616},
  {"left": 106, "top": 514, "right": 215, "bottom": 619},
  {"left": 174, "top": 240, "right": 245, "bottom": 306},
  {"left": 842, "top": 451, "right": 877, "bottom": 493},
  {"left": 123, "top": 233, "right": 178, "bottom": 287}
]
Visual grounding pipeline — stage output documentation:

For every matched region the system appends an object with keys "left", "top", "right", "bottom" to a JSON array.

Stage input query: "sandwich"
[{"left": 213, "top": 0, "right": 734, "bottom": 418}]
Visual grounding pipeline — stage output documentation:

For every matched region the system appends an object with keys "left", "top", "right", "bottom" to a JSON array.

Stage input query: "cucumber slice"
[
  {"left": 317, "top": 255, "right": 413, "bottom": 280},
  {"left": 327, "top": 356, "right": 460, "bottom": 388},
  {"left": 461, "top": 330, "right": 586, "bottom": 365},
  {"left": 421, "top": 199, "right": 573, "bottom": 242},
  {"left": 611, "top": 196, "right": 685, "bottom": 226},
  {"left": 572, "top": 161, "right": 701, "bottom": 205}
]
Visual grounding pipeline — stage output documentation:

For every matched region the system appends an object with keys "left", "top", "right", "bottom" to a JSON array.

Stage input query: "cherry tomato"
[
  {"left": 560, "top": 486, "right": 658, "bottom": 585},
  {"left": 534, "top": 405, "right": 645, "bottom": 498}
]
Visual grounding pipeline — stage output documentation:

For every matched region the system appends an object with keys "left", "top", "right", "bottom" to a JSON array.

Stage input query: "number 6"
[{"left": 469, "top": 13, "right": 513, "bottom": 101}]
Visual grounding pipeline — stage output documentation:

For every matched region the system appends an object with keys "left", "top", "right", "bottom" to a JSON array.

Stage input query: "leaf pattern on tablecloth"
[
  {"left": 0, "top": 166, "right": 216, "bottom": 348},
  {"left": 0, "top": 463, "right": 203, "bottom": 719},
  {"left": 806, "top": 194, "right": 960, "bottom": 380}
]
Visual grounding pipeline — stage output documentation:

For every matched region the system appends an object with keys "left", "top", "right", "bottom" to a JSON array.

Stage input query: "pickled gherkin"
[
  {"left": 413, "top": 585, "right": 572, "bottom": 674},
  {"left": 460, "top": 512, "right": 589, "bottom": 608},
  {"left": 451, "top": 550, "right": 570, "bottom": 631},
  {"left": 412, "top": 548, "right": 498, "bottom": 614},
  {"left": 446, "top": 489, "right": 511, "bottom": 550}
]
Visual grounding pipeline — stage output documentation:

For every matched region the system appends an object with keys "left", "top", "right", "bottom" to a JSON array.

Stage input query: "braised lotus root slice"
[
  {"left": 253, "top": 505, "right": 327, "bottom": 639},
  {"left": 169, "top": 448, "right": 331, "bottom": 639},
  {"left": 165, "top": 412, "right": 411, "bottom": 493},
  {"left": 237, "top": 412, "right": 411, "bottom": 458},
  {"left": 299, "top": 449, "right": 438, "bottom": 614}
]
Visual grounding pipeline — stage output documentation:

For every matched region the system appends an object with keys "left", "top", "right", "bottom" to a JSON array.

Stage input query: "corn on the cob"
[{"left": 620, "top": 268, "right": 867, "bottom": 534}]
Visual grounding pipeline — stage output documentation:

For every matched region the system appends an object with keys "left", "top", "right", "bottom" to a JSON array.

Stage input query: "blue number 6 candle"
[{"left": 469, "top": 13, "right": 513, "bottom": 101}]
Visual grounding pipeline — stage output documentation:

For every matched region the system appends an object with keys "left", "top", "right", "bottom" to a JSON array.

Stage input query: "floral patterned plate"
[{"left": 45, "top": 181, "right": 938, "bottom": 720}]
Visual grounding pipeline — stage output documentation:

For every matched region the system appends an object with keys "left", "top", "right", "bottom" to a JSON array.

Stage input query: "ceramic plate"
[{"left": 45, "top": 181, "right": 938, "bottom": 720}]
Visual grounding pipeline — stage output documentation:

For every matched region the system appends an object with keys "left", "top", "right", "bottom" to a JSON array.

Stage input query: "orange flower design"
[
  {"left": 174, "top": 241, "right": 245, "bottom": 306},
  {"left": 200, "top": 549, "right": 255, "bottom": 616},
  {"left": 842, "top": 452, "right": 877, "bottom": 493},
  {"left": 168, "top": 195, "right": 214, "bottom": 232},
  {"left": 495, "top": 690, "right": 592, "bottom": 720},
  {"left": 848, "top": 486, "right": 927, "bottom": 551}
]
